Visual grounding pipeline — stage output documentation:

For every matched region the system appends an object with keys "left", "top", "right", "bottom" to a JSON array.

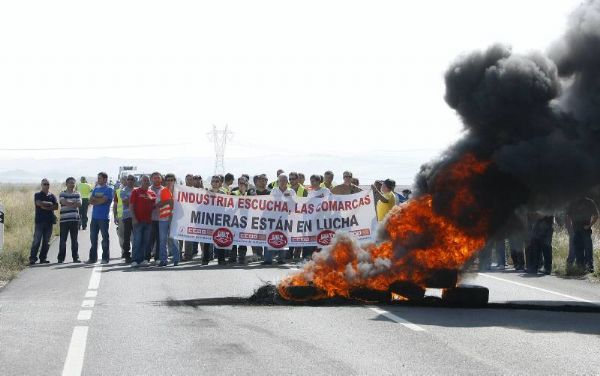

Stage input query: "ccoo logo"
[{"left": 267, "top": 231, "right": 288, "bottom": 249}]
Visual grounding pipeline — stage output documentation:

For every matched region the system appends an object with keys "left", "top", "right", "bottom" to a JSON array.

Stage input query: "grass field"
[
  {"left": 552, "top": 224, "right": 600, "bottom": 280},
  {"left": 0, "top": 184, "right": 41, "bottom": 285}
]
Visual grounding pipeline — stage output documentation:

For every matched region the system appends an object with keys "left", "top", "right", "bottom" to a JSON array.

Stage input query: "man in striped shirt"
[{"left": 58, "top": 177, "right": 82, "bottom": 263}]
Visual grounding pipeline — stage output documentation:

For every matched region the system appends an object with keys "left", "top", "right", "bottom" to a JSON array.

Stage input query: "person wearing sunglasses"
[
  {"left": 331, "top": 171, "right": 362, "bottom": 195},
  {"left": 29, "top": 179, "right": 58, "bottom": 265}
]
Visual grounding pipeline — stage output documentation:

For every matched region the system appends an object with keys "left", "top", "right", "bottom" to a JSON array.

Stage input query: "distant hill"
[{"left": 0, "top": 150, "right": 439, "bottom": 186}]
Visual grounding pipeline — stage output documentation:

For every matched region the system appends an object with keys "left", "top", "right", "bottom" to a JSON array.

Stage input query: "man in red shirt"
[{"left": 129, "top": 175, "right": 156, "bottom": 267}]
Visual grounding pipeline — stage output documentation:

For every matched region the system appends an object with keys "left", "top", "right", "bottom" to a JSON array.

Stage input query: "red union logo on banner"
[
  {"left": 267, "top": 231, "right": 288, "bottom": 249},
  {"left": 213, "top": 227, "right": 234, "bottom": 248},
  {"left": 317, "top": 230, "right": 336, "bottom": 246}
]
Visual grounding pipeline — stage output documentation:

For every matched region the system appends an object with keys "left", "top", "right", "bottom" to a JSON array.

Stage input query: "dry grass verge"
[{"left": 0, "top": 184, "right": 58, "bottom": 286}]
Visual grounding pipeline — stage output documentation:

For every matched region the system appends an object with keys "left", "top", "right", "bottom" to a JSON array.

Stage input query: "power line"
[{"left": 207, "top": 125, "right": 233, "bottom": 175}]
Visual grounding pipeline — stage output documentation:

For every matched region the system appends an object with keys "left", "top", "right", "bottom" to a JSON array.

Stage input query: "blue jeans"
[
  {"left": 29, "top": 222, "right": 53, "bottom": 262},
  {"left": 158, "top": 220, "right": 179, "bottom": 263},
  {"left": 264, "top": 249, "right": 285, "bottom": 263},
  {"left": 132, "top": 222, "right": 152, "bottom": 263},
  {"left": 89, "top": 219, "right": 110, "bottom": 262}
]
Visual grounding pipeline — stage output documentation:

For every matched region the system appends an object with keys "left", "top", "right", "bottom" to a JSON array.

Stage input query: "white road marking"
[
  {"left": 87, "top": 266, "right": 102, "bottom": 290},
  {"left": 85, "top": 291, "right": 97, "bottom": 298},
  {"left": 477, "top": 273, "right": 595, "bottom": 303},
  {"left": 77, "top": 310, "right": 92, "bottom": 321},
  {"left": 368, "top": 306, "right": 425, "bottom": 332},
  {"left": 62, "top": 326, "right": 88, "bottom": 376},
  {"left": 81, "top": 300, "right": 95, "bottom": 308}
]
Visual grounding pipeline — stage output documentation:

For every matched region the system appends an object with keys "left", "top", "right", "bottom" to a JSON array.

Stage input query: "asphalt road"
[{"left": 1, "top": 224, "right": 600, "bottom": 375}]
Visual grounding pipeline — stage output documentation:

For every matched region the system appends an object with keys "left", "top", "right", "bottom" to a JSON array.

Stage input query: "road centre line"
[
  {"left": 62, "top": 326, "right": 88, "bottom": 376},
  {"left": 477, "top": 273, "right": 595, "bottom": 304},
  {"left": 77, "top": 310, "right": 92, "bottom": 321},
  {"left": 87, "top": 266, "right": 102, "bottom": 290},
  {"left": 64, "top": 265, "right": 102, "bottom": 375},
  {"left": 368, "top": 306, "right": 425, "bottom": 331}
]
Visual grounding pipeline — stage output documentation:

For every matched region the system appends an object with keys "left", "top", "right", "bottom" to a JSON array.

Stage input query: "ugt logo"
[
  {"left": 212, "top": 227, "right": 234, "bottom": 248},
  {"left": 317, "top": 230, "right": 335, "bottom": 246},
  {"left": 267, "top": 231, "right": 288, "bottom": 249}
]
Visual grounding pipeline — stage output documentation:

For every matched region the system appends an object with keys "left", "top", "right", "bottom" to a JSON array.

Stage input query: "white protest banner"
[{"left": 170, "top": 185, "right": 378, "bottom": 249}]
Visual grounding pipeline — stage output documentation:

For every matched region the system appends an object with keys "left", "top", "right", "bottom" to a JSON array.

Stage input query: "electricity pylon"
[{"left": 207, "top": 125, "right": 233, "bottom": 175}]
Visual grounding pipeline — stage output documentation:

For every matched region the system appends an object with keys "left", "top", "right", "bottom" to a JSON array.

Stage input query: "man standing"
[
  {"left": 87, "top": 172, "right": 113, "bottom": 264},
  {"left": 114, "top": 175, "right": 135, "bottom": 263},
  {"left": 77, "top": 176, "right": 93, "bottom": 230},
  {"left": 263, "top": 174, "right": 294, "bottom": 265},
  {"left": 223, "top": 173, "right": 235, "bottom": 194},
  {"left": 331, "top": 171, "right": 362, "bottom": 195},
  {"left": 252, "top": 174, "right": 271, "bottom": 260},
  {"left": 268, "top": 169, "right": 285, "bottom": 189},
  {"left": 58, "top": 177, "right": 82, "bottom": 263},
  {"left": 289, "top": 172, "right": 308, "bottom": 260},
  {"left": 372, "top": 179, "right": 397, "bottom": 222},
  {"left": 321, "top": 171, "right": 335, "bottom": 190},
  {"left": 156, "top": 173, "right": 180, "bottom": 266},
  {"left": 148, "top": 172, "right": 165, "bottom": 263},
  {"left": 29, "top": 179, "right": 58, "bottom": 265},
  {"left": 567, "top": 197, "right": 599, "bottom": 273},
  {"left": 130, "top": 175, "right": 156, "bottom": 267}
]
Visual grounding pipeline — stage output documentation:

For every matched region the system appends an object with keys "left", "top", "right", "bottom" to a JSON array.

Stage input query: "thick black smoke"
[{"left": 416, "top": 0, "right": 600, "bottom": 237}]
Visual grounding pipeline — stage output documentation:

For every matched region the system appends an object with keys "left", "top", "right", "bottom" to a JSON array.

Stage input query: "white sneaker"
[
  {"left": 139, "top": 260, "right": 149, "bottom": 267},
  {"left": 130, "top": 261, "right": 139, "bottom": 267}
]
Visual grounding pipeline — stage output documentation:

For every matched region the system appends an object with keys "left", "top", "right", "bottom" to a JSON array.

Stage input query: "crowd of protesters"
[
  {"left": 28, "top": 170, "right": 407, "bottom": 267},
  {"left": 27, "top": 170, "right": 598, "bottom": 275}
]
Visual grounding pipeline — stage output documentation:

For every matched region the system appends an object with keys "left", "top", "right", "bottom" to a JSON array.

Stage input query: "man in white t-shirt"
[{"left": 262, "top": 174, "right": 295, "bottom": 265}]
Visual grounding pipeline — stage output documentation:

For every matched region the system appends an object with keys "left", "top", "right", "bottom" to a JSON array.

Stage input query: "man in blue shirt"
[
  {"left": 86, "top": 172, "right": 114, "bottom": 264},
  {"left": 29, "top": 179, "right": 58, "bottom": 265}
]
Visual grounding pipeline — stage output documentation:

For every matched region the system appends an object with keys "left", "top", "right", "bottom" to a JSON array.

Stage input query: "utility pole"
[{"left": 207, "top": 125, "right": 233, "bottom": 175}]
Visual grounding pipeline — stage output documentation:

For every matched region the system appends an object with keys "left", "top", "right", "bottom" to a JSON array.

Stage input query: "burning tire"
[
  {"left": 388, "top": 281, "right": 426, "bottom": 301},
  {"left": 349, "top": 288, "right": 391, "bottom": 303},
  {"left": 281, "top": 285, "right": 324, "bottom": 300},
  {"left": 422, "top": 269, "right": 458, "bottom": 288},
  {"left": 442, "top": 284, "right": 489, "bottom": 307}
]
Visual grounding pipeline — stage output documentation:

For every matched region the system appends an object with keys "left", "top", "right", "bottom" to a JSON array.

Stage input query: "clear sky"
[{"left": 0, "top": 0, "right": 582, "bottom": 165}]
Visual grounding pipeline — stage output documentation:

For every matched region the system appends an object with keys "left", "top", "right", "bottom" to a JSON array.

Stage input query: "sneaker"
[
  {"left": 39, "top": 260, "right": 50, "bottom": 264},
  {"left": 72, "top": 259, "right": 82, "bottom": 263},
  {"left": 100, "top": 259, "right": 109, "bottom": 265},
  {"left": 173, "top": 261, "right": 178, "bottom": 267},
  {"left": 29, "top": 260, "right": 36, "bottom": 266},
  {"left": 277, "top": 260, "right": 286, "bottom": 265},
  {"left": 157, "top": 261, "right": 168, "bottom": 267},
  {"left": 124, "top": 257, "right": 133, "bottom": 264},
  {"left": 85, "top": 259, "right": 97, "bottom": 264},
  {"left": 57, "top": 260, "right": 64, "bottom": 264},
  {"left": 130, "top": 261, "right": 139, "bottom": 267},
  {"left": 261, "top": 261, "right": 273, "bottom": 265},
  {"left": 139, "top": 260, "right": 149, "bottom": 267},
  {"left": 201, "top": 261, "right": 209, "bottom": 265}
]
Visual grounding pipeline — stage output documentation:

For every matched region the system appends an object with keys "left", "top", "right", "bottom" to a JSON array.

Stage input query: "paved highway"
[{"left": 1, "top": 225, "right": 599, "bottom": 375}]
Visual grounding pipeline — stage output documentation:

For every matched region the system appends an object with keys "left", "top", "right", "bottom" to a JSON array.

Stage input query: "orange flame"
[{"left": 278, "top": 153, "right": 491, "bottom": 300}]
